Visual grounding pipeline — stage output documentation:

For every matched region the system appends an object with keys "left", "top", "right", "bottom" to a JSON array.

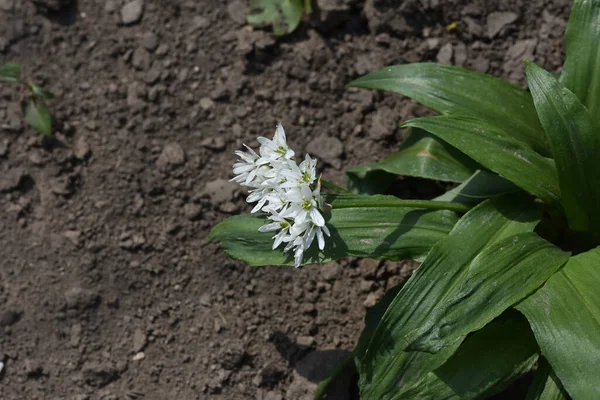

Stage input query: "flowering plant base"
[{"left": 211, "top": 1, "right": 600, "bottom": 399}]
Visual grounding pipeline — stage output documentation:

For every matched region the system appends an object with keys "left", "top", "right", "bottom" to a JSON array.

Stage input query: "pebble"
[
  {"left": 64, "top": 287, "right": 100, "bottom": 309},
  {"left": 203, "top": 179, "right": 238, "bottom": 205},
  {"left": 133, "top": 328, "right": 147, "bottom": 352},
  {"left": 132, "top": 352, "right": 145, "bottom": 361},
  {"left": 305, "top": 136, "right": 343, "bottom": 169},
  {"left": 486, "top": 11, "right": 518, "bottom": 38},
  {"left": 73, "top": 136, "right": 91, "bottom": 160},
  {"left": 320, "top": 262, "right": 342, "bottom": 281},
  {"left": 121, "top": 0, "right": 144, "bottom": 25},
  {"left": 363, "top": 292, "right": 379, "bottom": 308},
  {"left": 226, "top": 0, "right": 248, "bottom": 24},
  {"left": 184, "top": 203, "right": 202, "bottom": 221},
  {"left": 156, "top": 143, "right": 186, "bottom": 168},
  {"left": 132, "top": 47, "right": 151, "bottom": 70},
  {"left": 200, "top": 136, "right": 225, "bottom": 151},
  {"left": 436, "top": 42, "right": 453, "bottom": 65},
  {"left": 140, "top": 31, "right": 159, "bottom": 51},
  {"left": 199, "top": 97, "right": 215, "bottom": 110}
]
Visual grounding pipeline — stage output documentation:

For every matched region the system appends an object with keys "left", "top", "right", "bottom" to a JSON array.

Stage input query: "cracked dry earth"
[{"left": 0, "top": 0, "right": 569, "bottom": 399}]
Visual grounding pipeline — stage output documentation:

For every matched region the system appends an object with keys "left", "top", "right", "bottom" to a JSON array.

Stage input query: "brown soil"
[{"left": 0, "top": 0, "right": 570, "bottom": 399}]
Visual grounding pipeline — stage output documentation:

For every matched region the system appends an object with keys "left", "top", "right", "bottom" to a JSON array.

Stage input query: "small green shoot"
[
  {"left": 247, "top": 0, "right": 311, "bottom": 36},
  {"left": 0, "top": 63, "right": 55, "bottom": 137}
]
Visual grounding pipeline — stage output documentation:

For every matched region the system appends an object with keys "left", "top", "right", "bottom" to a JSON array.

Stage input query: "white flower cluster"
[{"left": 231, "top": 123, "right": 330, "bottom": 267}]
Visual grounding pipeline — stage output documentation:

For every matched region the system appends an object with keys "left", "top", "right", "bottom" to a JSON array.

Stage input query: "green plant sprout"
[
  {"left": 247, "top": 0, "right": 312, "bottom": 36},
  {"left": 212, "top": 0, "right": 600, "bottom": 398},
  {"left": 0, "top": 63, "right": 55, "bottom": 137}
]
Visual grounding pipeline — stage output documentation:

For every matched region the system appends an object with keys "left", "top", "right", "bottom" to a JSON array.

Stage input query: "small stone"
[
  {"left": 184, "top": 203, "right": 202, "bottom": 221},
  {"left": 199, "top": 97, "right": 215, "bottom": 110},
  {"left": 305, "top": 136, "right": 343, "bottom": 169},
  {"left": 486, "top": 11, "right": 518, "bottom": 38},
  {"left": 73, "top": 136, "right": 91, "bottom": 160},
  {"left": 203, "top": 179, "right": 238, "bottom": 205},
  {"left": 227, "top": 0, "right": 248, "bottom": 24},
  {"left": 63, "top": 230, "right": 82, "bottom": 247},
  {"left": 200, "top": 136, "right": 225, "bottom": 151},
  {"left": 132, "top": 47, "right": 151, "bottom": 70},
  {"left": 360, "top": 280, "right": 375, "bottom": 293},
  {"left": 132, "top": 352, "right": 145, "bottom": 361},
  {"left": 121, "top": 0, "right": 144, "bottom": 25},
  {"left": 64, "top": 287, "right": 100, "bottom": 309},
  {"left": 191, "top": 15, "right": 210, "bottom": 30},
  {"left": 199, "top": 293, "right": 211, "bottom": 307},
  {"left": 296, "top": 336, "right": 315, "bottom": 347},
  {"left": 453, "top": 41, "right": 468, "bottom": 66},
  {"left": 82, "top": 361, "right": 119, "bottom": 388},
  {"left": 359, "top": 258, "right": 379, "bottom": 278},
  {"left": 0, "top": 310, "right": 20, "bottom": 327},
  {"left": 320, "top": 262, "right": 342, "bottom": 281},
  {"left": 156, "top": 143, "right": 186, "bottom": 168},
  {"left": 363, "top": 292, "right": 379, "bottom": 308},
  {"left": 28, "top": 151, "right": 44, "bottom": 166},
  {"left": 436, "top": 42, "right": 453, "bottom": 65},
  {"left": 70, "top": 323, "right": 82, "bottom": 347},
  {"left": 140, "top": 32, "right": 159, "bottom": 51},
  {"left": 463, "top": 16, "right": 483, "bottom": 37},
  {"left": 133, "top": 328, "right": 147, "bottom": 352},
  {"left": 368, "top": 106, "right": 398, "bottom": 141}
]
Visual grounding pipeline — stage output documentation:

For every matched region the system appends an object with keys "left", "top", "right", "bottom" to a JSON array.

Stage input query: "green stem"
[
  {"left": 321, "top": 179, "right": 352, "bottom": 194},
  {"left": 328, "top": 195, "right": 471, "bottom": 214}
]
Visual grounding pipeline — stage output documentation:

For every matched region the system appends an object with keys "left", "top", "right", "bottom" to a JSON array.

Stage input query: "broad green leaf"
[
  {"left": 357, "top": 198, "right": 542, "bottom": 399},
  {"left": 31, "top": 84, "right": 56, "bottom": 99},
  {"left": 402, "top": 311, "right": 539, "bottom": 400},
  {"left": 526, "top": 62, "right": 600, "bottom": 231},
  {"left": 517, "top": 247, "right": 600, "bottom": 399},
  {"left": 435, "top": 170, "right": 522, "bottom": 205},
  {"left": 210, "top": 194, "right": 461, "bottom": 266},
  {"left": 403, "top": 115, "right": 561, "bottom": 206},
  {"left": 346, "top": 128, "right": 480, "bottom": 195},
  {"left": 348, "top": 63, "right": 549, "bottom": 155},
  {"left": 21, "top": 99, "right": 52, "bottom": 137},
  {"left": 0, "top": 63, "right": 21, "bottom": 83},
  {"left": 525, "top": 358, "right": 569, "bottom": 400},
  {"left": 560, "top": 0, "right": 600, "bottom": 117},
  {"left": 404, "top": 232, "right": 569, "bottom": 353},
  {"left": 247, "top": 0, "right": 304, "bottom": 36}
]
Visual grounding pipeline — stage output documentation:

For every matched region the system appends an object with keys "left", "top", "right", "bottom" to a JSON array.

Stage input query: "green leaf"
[
  {"left": 346, "top": 128, "right": 480, "bottom": 195},
  {"left": 403, "top": 311, "right": 539, "bottom": 399},
  {"left": 357, "top": 197, "right": 542, "bottom": 399},
  {"left": 560, "top": 0, "right": 600, "bottom": 117},
  {"left": 31, "top": 84, "right": 56, "bottom": 99},
  {"left": 403, "top": 115, "right": 561, "bottom": 206},
  {"left": 22, "top": 99, "right": 52, "bottom": 137},
  {"left": 348, "top": 63, "right": 549, "bottom": 155},
  {"left": 247, "top": 0, "right": 304, "bottom": 36},
  {"left": 525, "top": 358, "right": 569, "bottom": 400},
  {"left": 210, "top": 194, "right": 461, "bottom": 266},
  {"left": 0, "top": 63, "right": 21, "bottom": 83},
  {"left": 404, "top": 232, "right": 569, "bottom": 353},
  {"left": 516, "top": 247, "right": 600, "bottom": 399},
  {"left": 435, "top": 170, "right": 522, "bottom": 205},
  {"left": 526, "top": 62, "right": 600, "bottom": 231}
]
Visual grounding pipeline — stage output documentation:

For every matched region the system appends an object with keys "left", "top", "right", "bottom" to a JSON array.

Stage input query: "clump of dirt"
[{"left": 0, "top": 0, "right": 570, "bottom": 398}]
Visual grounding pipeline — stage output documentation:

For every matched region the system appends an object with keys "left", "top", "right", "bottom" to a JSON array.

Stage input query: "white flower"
[
  {"left": 257, "top": 123, "right": 295, "bottom": 161},
  {"left": 281, "top": 182, "right": 325, "bottom": 227},
  {"left": 280, "top": 154, "right": 317, "bottom": 188},
  {"left": 231, "top": 145, "right": 268, "bottom": 186},
  {"left": 230, "top": 122, "right": 329, "bottom": 268}
]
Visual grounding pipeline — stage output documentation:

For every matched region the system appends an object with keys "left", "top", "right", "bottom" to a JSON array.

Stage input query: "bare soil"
[{"left": 0, "top": 0, "right": 570, "bottom": 399}]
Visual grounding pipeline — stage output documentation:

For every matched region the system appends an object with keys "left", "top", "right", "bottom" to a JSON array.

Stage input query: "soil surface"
[{"left": 0, "top": 0, "right": 570, "bottom": 399}]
